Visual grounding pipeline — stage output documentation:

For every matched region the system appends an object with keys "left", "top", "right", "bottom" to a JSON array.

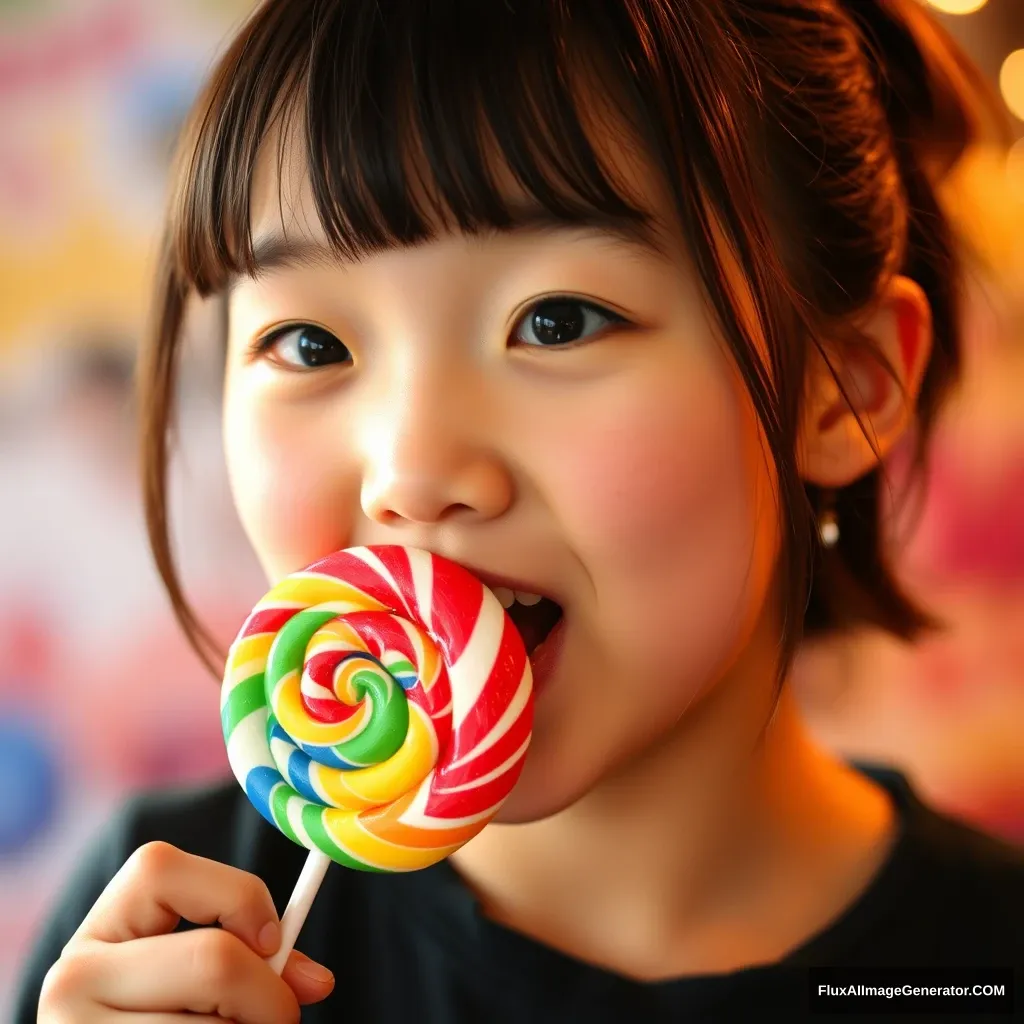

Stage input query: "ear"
[{"left": 797, "top": 275, "right": 933, "bottom": 489}]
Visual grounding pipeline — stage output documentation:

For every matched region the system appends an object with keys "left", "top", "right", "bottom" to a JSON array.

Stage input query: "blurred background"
[{"left": 1, "top": 0, "right": 1023, "bottom": 1012}]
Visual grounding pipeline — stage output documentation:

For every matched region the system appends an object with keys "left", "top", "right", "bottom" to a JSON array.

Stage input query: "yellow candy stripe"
[{"left": 308, "top": 704, "right": 438, "bottom": 810}]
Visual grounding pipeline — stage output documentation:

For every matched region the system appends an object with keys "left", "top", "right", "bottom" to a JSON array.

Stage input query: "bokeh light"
[
  {"left": 922, "top": 0, "right": 988, "bottom": 14},
  {"left": 1006, "top": 137, "right": 1024, "bottom": 196},
  {"left": 1000, "top": 49, "right": 1024, "bottom": 122}
]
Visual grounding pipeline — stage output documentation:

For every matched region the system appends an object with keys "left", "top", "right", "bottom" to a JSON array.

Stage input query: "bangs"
[{"left": 171, "top": 0, "right": 695, "bottom": 294}]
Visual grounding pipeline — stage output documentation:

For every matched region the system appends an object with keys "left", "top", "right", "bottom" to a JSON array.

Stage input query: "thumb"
[{"left": 280, "top": 950, "right": 335, "bottom": 1005}]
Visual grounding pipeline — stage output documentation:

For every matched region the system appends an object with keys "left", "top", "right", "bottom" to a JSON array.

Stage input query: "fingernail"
[
  {"left": 258, "top": 920, "right": 280, "bottom": 954},
  {"left": 292, "top": 955, "right": 334, "bottom": 984}
]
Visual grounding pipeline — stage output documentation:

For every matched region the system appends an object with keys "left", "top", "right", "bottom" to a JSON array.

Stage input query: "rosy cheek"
[
  {"left": 549, "top": 355, "right": 776, "bottom": 669},
  {"left": 224, "top": 399, "right": 353, "bottom": 580},
  {"left": 556, "top": 367, "right": 752, "bottom": 568}
]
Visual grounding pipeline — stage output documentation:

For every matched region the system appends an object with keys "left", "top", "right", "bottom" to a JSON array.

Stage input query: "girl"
[{"left": 17, "top": 0, "right": 1024, "bottom": 1020}]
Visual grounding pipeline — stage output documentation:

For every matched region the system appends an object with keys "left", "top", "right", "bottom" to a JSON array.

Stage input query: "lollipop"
[{"left": 221, "top": 544, "right": 533, "bottom": 969}]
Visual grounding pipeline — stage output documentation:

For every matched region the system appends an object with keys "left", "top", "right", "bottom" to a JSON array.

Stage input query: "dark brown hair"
[{"left": 140, "top": 0, "right": 1008, "bottom": 683}]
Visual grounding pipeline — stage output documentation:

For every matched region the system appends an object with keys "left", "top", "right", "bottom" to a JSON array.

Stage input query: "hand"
[{"left": 38, "top": 842, "right": 335, "bottom": 1022}]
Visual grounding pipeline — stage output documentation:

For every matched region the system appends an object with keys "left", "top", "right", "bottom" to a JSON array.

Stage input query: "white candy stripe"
[
  {"left": 397, "top": 770, "right": 513, "bottom": 831},
  {"left": 436, "top": 735, "right": 531, "bottom": 794},
  {"left": 447, "top": 593, "right": 505, "bottom": 728},
  {"left": 226, "top": 654, "right": 271, "bottom": 692},
  {"left": 294, "top": 599, "right": 374, "bottom": 616},
  {"left": 269, "top": 732, "right": 291, "bottom": 761},
  {"left": 279, "top": 570, "right": 367, "bottom": 588},
  {"left": 407, "top": 547, "right": 435, "bottom": 625},
  {"left": 285, "top": 792, "right": 312, "bottom": 847},
  {"left": 410, "top": 702, "right": 440, "bottom": 764},
  {"left": 445, "top": 668, "right": 531, "bottom": 771},
  {"left": 348, "top": 547, "right": 413, "bottom": 618},
  {"left": 307, "top": 639, "right": 360, "bottom": 656},
  {"left": 251, "top": 598, "right": 306, "bottom": 613},
  {"left": 269, "top": 733, "right": 304, "bottom": 792},
  {"left": 396, "top": 618, "right": 428, "bottom": 674},
  {"left": 302, "top": 681, "right": 336, "bottom": 701},
  {"left": 402, "top": 770, "right": 435, "bottom": 821},
  {"left": 308, "top": 764, "right": 335, "bottom": 804},
  {"left": 398, "top": 796, "right": 505, "bottom": 831},
  {"left": 227, "top": 708, "right": 273, "bottom": 785}
]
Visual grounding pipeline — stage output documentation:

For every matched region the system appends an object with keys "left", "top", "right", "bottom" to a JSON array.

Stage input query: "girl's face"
[{"left": 224, "top": 126, "right": 781, "bottom": 823}]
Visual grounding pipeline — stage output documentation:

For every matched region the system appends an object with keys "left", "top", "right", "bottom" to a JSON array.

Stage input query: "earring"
[{"left": 818, "top": 492, "right": 840, "bottom": 549}]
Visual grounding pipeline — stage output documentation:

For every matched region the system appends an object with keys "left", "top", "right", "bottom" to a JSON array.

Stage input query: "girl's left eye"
[{"left": 513, "top": 297, "right": 627, "bottom": 348}]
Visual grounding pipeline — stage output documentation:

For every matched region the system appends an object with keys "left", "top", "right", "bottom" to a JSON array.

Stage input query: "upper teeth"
[{"left": 493, "top": 587, "right": 543, "bottom": 609}]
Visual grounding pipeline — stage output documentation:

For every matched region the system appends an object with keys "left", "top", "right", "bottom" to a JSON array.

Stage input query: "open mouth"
[{"left": 494, "top": 589, "right": 564, "bottom": 656}]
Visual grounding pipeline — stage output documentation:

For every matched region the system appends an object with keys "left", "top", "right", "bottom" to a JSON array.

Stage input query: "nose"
[{"left": 359, "top": 382, "right": 514, "bottom": 527}]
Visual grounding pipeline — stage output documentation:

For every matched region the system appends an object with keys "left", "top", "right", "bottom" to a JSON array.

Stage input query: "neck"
[{"left": 449, "top": 660, "right": 895, "bottom": 978}]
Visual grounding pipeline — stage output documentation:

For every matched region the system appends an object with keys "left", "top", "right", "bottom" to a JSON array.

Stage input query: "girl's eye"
[
  {"left": 258, "top": 324, "right": 352, "bottom": 370},
  {"left": 514, "top": 297, "right": 627, "bottom": 348}
]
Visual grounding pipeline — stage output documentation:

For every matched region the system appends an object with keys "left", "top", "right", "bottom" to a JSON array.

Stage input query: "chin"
[
  {"left": 489, "top": 741, "right": 602, "bottom": 824},
  {"left": 491, "top": 786, "right": 577, "bottom": 825}
]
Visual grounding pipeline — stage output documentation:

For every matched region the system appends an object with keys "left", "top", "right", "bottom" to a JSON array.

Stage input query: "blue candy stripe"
[
  {"left": 269, "top": 720, "right": 364, "bottom": 771},
  {"left": 244, "top": 765, "right": 283, "bottom": 829}
]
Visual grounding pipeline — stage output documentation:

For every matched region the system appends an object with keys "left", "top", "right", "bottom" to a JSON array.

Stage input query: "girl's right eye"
[{"left": 256, "top": 324, "right": 353, "bottom": 370}]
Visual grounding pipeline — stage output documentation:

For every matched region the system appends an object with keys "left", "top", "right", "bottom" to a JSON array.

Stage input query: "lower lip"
[{"left": 527, "top": 616, "right": 566, "bottom": 696}]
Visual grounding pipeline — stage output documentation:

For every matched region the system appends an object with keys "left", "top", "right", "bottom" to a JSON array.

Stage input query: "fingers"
[
  {"left": 40, "top": 842, "right": 336, "bottom": 1023},
  {"left": 68, "top": 1016, "right": 225, "bottom": 1024},
  {"left": 50, "top": 928, "right": 304, "bottom": 1024},
  {"left": 124, "top": 1018, "right": 224, "bottom": 1024},
  {"left": 69, "top": 842, "right": 280, "bottom": 955},
  {"left": 281, "top": 950, "right": 337, "bottom": 1005}
]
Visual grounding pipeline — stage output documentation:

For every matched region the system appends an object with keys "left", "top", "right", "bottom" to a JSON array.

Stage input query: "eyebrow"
[{"left": 232, "top": 201, "right": 672, "bottom": 288}]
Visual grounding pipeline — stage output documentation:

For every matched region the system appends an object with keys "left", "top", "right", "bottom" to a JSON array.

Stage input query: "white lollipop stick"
[{"left": 266, "top": 850, "right": 331, "bottom": 974}]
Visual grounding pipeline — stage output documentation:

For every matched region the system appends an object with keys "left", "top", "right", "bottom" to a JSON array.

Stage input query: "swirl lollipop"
[{"left": 221, "top": 544, "right": 533, "bottom": 969}]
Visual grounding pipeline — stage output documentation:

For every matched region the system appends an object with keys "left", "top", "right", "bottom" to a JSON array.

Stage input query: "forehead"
[{"left": 246, "top": 83, "right": 682, "bottom": 262}]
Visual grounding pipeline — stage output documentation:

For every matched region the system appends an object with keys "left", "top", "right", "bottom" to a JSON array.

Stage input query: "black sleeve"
[{"left": 9, "top": 781, "right": 271, "bottom": 1024}]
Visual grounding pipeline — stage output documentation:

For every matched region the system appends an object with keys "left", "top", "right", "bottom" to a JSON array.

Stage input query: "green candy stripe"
[
  {"left": 270, "top": 782, "right": 301, "bottom": 846},
  {"left": 266, "top": 607, "right": 409, "bottom": 765},
  {"left": 222, "top": 673, "right": 267, "bottom": 742},
  {"left": 301, "top": 804, "right": 387, "bottom": 872},
  {"left": 330, "top": 665, "right": 409, "bottom": 764},
  {"left": 385, "top": 657, "right": 416, "bottom": 678},
  {"left": 266, "top": 608, "right": 339, "bottom": 688}
]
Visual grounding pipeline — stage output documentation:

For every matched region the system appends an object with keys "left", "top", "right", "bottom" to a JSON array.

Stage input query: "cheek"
[
  {"left": 222, "top": 387, "right": 353, "bottom": 580},
  {"left": 499, "top": 351, "right": 780, "bottom": 822},
  {"left": 552, "top": 352, "right": 778, "bottom": 677}
]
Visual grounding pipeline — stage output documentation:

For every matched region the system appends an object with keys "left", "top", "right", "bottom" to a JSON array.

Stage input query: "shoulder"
[
  {"left": 872, "top": 765, "right": 1024, "bottom": 963},
  {"left": 913, "top": 801, "right": 1024, "bottom": 912},
  {"left": 117, "top": 778, "right": 255, "bottom": 856}
]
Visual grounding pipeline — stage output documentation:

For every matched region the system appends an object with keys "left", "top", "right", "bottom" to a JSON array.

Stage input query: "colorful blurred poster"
[{"left": 0, "top": 1, "right": 262, "bottom": 1015}]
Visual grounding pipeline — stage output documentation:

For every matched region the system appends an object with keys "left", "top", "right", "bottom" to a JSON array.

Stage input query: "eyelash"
[{"left": 250, "top": 295, "right": 630, "bottom": 369}]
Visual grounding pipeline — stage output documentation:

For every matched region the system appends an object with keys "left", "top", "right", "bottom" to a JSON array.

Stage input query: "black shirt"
[{"left": 13, "top": 763, "right": 1024, "bottom": 1022}]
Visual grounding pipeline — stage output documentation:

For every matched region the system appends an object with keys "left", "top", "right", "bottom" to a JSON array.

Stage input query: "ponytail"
[
  {"left": 839, "top": 0, "right": 1011, "bottom": 179},
  {"left": 805, "top": 0, "right": 1012, "bottom": 638}
]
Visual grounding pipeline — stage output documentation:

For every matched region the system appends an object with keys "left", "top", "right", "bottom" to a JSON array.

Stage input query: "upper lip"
[{"left": 459, "top": 565, "right": 565, "bottom": 609}]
